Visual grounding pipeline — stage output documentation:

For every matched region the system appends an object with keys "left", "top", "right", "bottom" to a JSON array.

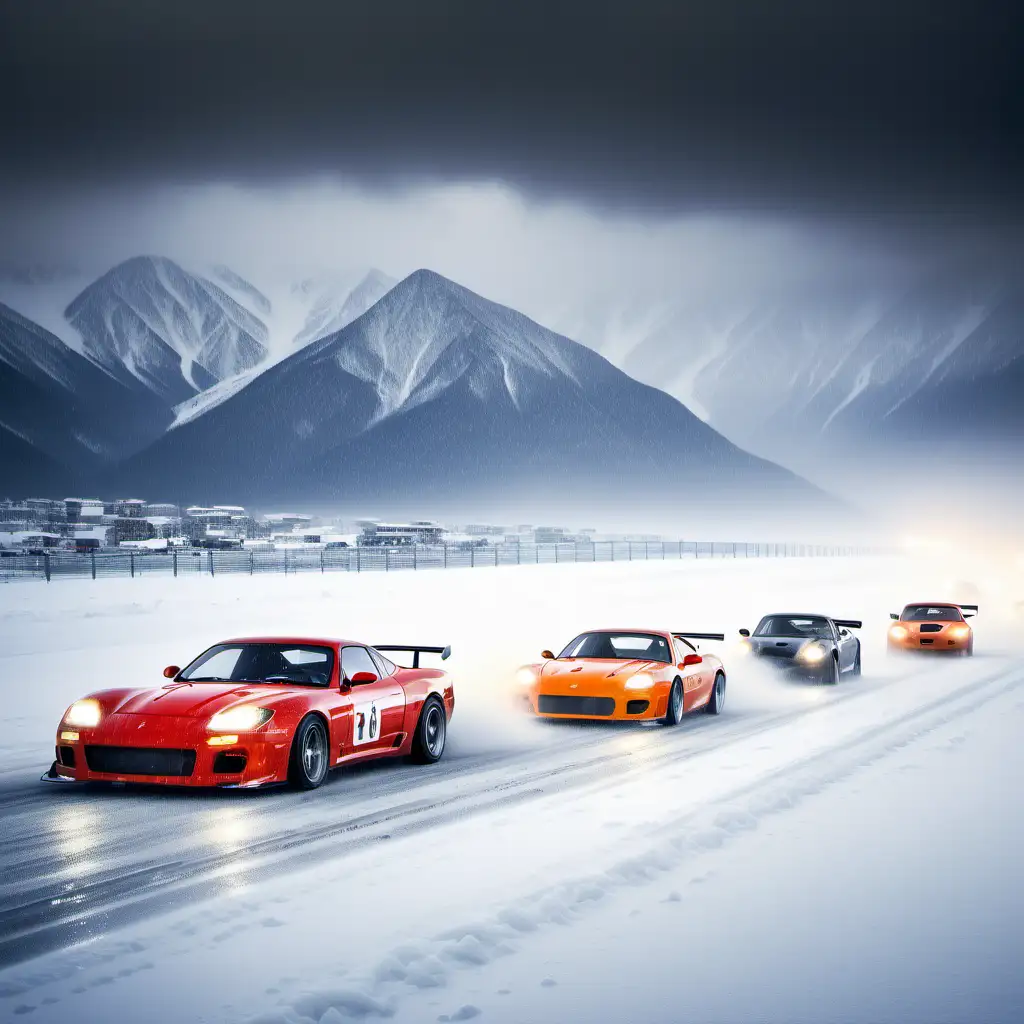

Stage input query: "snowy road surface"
[{"left": 1, "top": 556, "right": 1021, "bottom": 1022}]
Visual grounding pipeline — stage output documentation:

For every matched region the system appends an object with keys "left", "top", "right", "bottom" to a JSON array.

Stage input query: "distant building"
[
  {"left": 79, "top": 501, "right": 105, "bottom": 523},
  {"left": 108, "top": 518, "right": 157, "bottom": 545},
  {"left": 115, "top": 499, "right": 146, "bottom": 518},
  {"left": 533, "top": 526, "right": 569, "bottom": 544},
  {"left": 0, "top": 505, "right": 30, "bottom": 524},
  {"left": 464, "top": 524, "right": 507, "bottom": 536},
  {"left": 144, "top": 502, "right": 179, "bottom": 518},
  {"left": 263, "top": 513, "right": 315, "bottom": 531},
  {"left": 359, "top": 521, "right": 444, "bottom": 546}
]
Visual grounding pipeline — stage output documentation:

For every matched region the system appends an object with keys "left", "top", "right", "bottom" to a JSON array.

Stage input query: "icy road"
[{"left": 0, "top": 556, "right": 1021, "bottom": 1023}]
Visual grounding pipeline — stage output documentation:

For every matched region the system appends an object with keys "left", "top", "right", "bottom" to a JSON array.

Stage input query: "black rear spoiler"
[
  {"left": 834, "top": 619, "right": 863, "bottom": 629},
  {"left": 960, "top": 604, "right": 978, "bottom": 617},
  {"left": 373, "top": 644, "right": 451, "bottom": 668},
  {"left": 673, "top": 632, "right": 726, "bottom": 641}
]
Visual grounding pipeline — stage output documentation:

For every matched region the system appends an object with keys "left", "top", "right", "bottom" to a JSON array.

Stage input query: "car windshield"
[
  {"left": 179, "top": 643, "right": 335, "bottom": 686},
  {"left": 902, "top": 605, "right": 963, "bottom": 622},
  {"left": 754, "top": 616, "right": 832, "bottom": 639},
  {"left": 557, "top": 632, "right": 673, "bottom": 664}
]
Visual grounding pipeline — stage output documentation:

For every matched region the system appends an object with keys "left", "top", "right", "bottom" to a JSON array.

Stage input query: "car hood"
[
  {"left": 114, "top": 683, "right": 296, "bottom": 718},
  {"left": 747, "top": 636, "right": 820, "bottom": 658},
  {"left": 539, "top": 658, "right": 660, "bottom": 682}
]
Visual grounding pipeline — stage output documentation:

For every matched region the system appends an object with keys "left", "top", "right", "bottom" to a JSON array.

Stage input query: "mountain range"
[
  {"left": 1, "top": 251, "right": 1018, "bottom": 524},
  {"left": 548, "top": 254, "right": 1024, "bottom": 474}
]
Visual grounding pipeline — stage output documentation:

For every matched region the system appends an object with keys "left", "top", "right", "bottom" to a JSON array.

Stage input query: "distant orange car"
[
  {"left": 887, "top": 603, "right": 977, "bottom": 656},
  {"left": 516, "top": 629, "right": 727, "bottom": 724}
]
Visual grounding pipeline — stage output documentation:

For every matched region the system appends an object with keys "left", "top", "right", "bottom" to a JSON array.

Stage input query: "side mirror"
[
  {"left": 738, "top": 628, "right": 750, "bottom": 638},
  {"left": 840, "top": 628, "right": 850, "bottom": 638},
  {"left": 441, "top": 645, "right": 452, "bottom": 660},
  {"left": 163, "top": 665, "right": 180, "bottom": 679},
  {"left": 889, "top": 613, "right": 899, "bottom": 620},
  {"left": 541, "top": 650, "right": 555, "bottom": 660},
  {"left": 682, "top": 653, "right": 703, "bottom": 667},
  {"left": 350, "top": 671, "right": 378, "bottom": 685}
]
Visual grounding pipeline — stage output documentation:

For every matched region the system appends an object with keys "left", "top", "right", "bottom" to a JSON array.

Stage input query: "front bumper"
[
  {"left": 525, "top": 690, "right": 667, "bottom": 721},
  {"left": 888, "top": 631, "right": 970, "bottom": 653},
  {"left": 46, "top": 714, "right": 292, "bottom": 788}
]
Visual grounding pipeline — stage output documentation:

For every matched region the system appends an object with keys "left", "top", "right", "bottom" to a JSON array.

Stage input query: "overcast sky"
[{"left": 0, "top": 1, "right": 1020, "bottom": 302}]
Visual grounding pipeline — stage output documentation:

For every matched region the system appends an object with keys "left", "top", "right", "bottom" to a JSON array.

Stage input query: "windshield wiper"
[{"left": 183, "top": 676, "right": 229, "bottom": 682}]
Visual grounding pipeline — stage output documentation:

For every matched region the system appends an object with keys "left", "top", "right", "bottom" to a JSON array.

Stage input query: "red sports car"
[{"left": 44, "top": 637, "right": 453, "bottom": 790}]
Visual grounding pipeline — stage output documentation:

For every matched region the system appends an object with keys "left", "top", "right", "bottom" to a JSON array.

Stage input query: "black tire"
[
  {"left": 288, "top": 714, "right": 330, "bottom": 790},
  {"left": 410, "top": 695, "right": 447, "bottom": 764},
  {"left": 662, "top": 678, "right": 684, "bottom": 725},
  {"left": 822, "top": 655, "right": 840, "bottom": 685},
  {"left": 966, "top": 636, "right": 975, "bottom": 657},
  {"left": 852, "top": 647, "right": 862, "bottom": 677},
  {"left": 706, "top": 672, "right": 726, "bottom": 715}
]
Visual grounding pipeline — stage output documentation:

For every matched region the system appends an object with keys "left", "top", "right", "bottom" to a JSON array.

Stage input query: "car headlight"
[
  {"left": 624, "top": 672, "right": 655, "bottom": 690},
  {"left": 950, "top": 625, "right": 970, "bottom": 639},
  {"left": 798, "top": 644, "right": 827, "bottom": 664},
  {"left": 207, "top": 706, "right": 274, "bottom": 732},
  {"left": 516, "top": 667, "right": 536, "bottom": 685},
  {"left": 64, "top": 699, "right": 102, "bottom": 727},
  {"left": 889, "top": 625, "right": 908, "bottom": 640},
  {"left": 737, "top": 639, "right": 752, "bottom": 655}
]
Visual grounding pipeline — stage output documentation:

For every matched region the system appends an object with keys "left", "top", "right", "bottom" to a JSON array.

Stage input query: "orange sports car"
[
  {"left": 516, "top": 629, "right": 727, "bottom": 723},
  {"left": 887, "top": 603, "right": 977, "bottom": 656}
]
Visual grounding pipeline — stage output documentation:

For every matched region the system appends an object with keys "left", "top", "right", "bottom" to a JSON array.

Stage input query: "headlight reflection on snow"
[
  {"left": 204, "top": 806, "right": 252, "bottom": 852},
  {"left": 48, "top": 804, "right": 102, "bottom": 860}
]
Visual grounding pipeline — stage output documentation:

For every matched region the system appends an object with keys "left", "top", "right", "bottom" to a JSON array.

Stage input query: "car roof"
[
  {"left": 757, "top": 612, "right": 832, "bottom": 620},
  {"left": 577, "top": 627, "right": 672, "bottom": 635},
  {"left": 222, "top": 636, "right": 362, "bottom": 647},
  {"left": 903, "top": 601, "right": 959, "bottom": 607}
]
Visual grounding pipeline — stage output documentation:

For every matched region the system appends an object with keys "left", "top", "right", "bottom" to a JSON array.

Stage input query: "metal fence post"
[
  {"left": 91, "top": 551, "right": 97, "bottom": 580},
  {"left": 130, "top": 552, "right": 135, "bottom": 578},
  {"left": 413, "top": 545, "right": 418, "bottom": 570},
  {"left": 443, "top": 544, "right": 447, "bottom": 569},
  {"left": 385, "top": 548, "right": 390, "bottom": 571},
  {"left": 494, "top": 545, "right": 498, "bottom": 566},
  {"left": 471, "top": 546, "right": 475, "bottom": 568},
  {"left": 44, "top": 553, "right": 51, "bottom": 582},
  {"left": 555, "top": 544, "right": 559, "bottom": 563}
]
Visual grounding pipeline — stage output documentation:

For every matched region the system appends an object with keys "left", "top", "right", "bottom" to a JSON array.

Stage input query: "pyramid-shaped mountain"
[{"left": 117, "top": 270, "right": 835, "bottom": 519}]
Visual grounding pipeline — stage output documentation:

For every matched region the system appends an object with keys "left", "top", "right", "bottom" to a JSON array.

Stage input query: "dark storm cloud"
[{"left": 0, "top": 0, "right": 1021, "bottom": 220}]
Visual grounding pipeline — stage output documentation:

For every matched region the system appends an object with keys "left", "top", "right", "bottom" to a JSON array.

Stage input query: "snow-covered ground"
[{"left": 0, "top": 556, "right": 1021, "bottom": 1023}]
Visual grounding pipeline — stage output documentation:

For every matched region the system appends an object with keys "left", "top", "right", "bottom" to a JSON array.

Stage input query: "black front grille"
[
  {"left": 538, "top": 695, "right": 615, "bottom": 716},
  {"left": 213, "top": 752, "right": 247, "bottom": 774},
  {"left": 57, "top": 745, "right": 76, "bottom": 768},
  {"left": 625, "top": 699, "right": 650, "bottom": 715},
  {"left": 85, "top": 745, "right": 196, "bottom": 776},
  {"left": 920, "top": 623, "right": 943, "bottom": 633},
  {"left": 760, "top": 646, "right": 795, "bottom": 659}
]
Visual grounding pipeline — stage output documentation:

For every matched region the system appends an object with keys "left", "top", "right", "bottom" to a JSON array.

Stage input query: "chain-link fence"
[{"left": 0, "top": 540, "right": 870, "bottom": 583}]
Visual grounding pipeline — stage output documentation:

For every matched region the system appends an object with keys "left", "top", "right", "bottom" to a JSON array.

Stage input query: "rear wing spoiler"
[
  {"left": 834, "top": 619, "right": 863, "bottom": 629},
  {"left": 960, "top": 604, "right": 978, "bottom": 617},
  {"left": 673, "top": 632, "right": 726, "bottom": 641},
  {"left": 374, "top": 644, "right": 451, "bottom": 668}
]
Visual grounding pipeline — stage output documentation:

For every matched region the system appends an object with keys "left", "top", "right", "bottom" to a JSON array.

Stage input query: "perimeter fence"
[{"left": 0, "top": 539, "right": 871, "bottom": 583}]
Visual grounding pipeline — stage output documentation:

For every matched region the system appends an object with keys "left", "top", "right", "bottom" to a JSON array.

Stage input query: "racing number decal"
[{"left": 353, "top": 700, "right": 380, "bottom": 746}]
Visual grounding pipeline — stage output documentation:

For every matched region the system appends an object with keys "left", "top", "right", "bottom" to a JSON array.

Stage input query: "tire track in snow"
[
  {"left": 250, "top": 663, "right": 1024, "bottom": 1024},
  {"left": 0, "top": 674, "right": 897, "bottom": 969}
]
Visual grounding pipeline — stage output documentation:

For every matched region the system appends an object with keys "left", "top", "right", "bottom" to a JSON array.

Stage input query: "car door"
[
  {"left": 674, "top": 637, "right": 711, "bottom": 710},
  {"left": 339, "top": 645, "right": 405, "bottom": 757},
  {"left": 833, "top": 623, "right": 854, "bottom": 671}
]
